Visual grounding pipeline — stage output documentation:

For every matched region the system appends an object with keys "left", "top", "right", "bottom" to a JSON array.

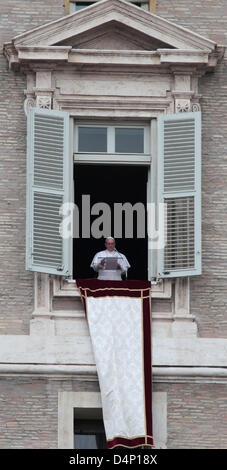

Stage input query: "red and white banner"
[{"left": 76, "top": 279, "right": 153, "bottom": 449}]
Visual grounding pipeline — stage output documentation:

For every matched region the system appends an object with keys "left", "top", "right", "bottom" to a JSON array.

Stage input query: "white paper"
[{"left": 98, "top": 257, "right": 121, "bottom": 270}]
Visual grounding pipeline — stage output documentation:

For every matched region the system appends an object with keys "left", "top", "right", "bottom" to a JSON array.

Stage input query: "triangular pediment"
[
  {"left": 4, "top": 0, "right": 223, "bottom": 71},
  {"left": 10, "top": 0, "right": 217, "bottom": 52},
  {"left": 57, "top": 20, "right": 174, "bottom": 51}
]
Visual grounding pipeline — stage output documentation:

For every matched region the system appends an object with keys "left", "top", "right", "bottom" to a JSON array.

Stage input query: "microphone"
[{"left": 114, "top": 248, "right": 128, "bottom": 280}]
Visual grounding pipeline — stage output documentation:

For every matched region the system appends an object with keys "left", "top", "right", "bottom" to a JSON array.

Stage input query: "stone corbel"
[
  {"left": 34, "top": 89, "right": 54, "bottom": 109},
  {"left": 24, "top": 90, "right": 53, "bottom": 112},
  {"left": 33, "top": 70, "right": 54, "bottom": 109},
  {"left": 171, "top": 69, "right": 201, "bottom": 113},
  {"left": 175, "top": 97, "right": 191, "bottom": 113},
  {"left": 171, "top": 90, "right": 194, "bottom": 113},
  {"left": 24, "top": 72, "right": 36, "bottom": 116},
  {"left": 24, "top": 93, "right": 36, "bottom": 116},
  {"left": 191, "top": 102, "right": 201, "bottom": 112},
  {"left": 174, "top": 96, "right": 201, "bottom": 113},
  {"left": 24, "top": 70, "right": 55, "bottom": 113},
  {"left": 36, "top": 94, "right": 52, "bottom": 109}
]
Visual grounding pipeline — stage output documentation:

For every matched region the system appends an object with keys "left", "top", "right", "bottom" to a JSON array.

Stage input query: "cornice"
[
  {"left": 6, "top": 0, "right": 218, "bottom": 52},
  {"left": 4, "top": 44, "right": 222, "bottom": 72},
  {"left": 17, "top": 45, "right": 72, "bottom": 62},
  {"left": 4, "top": 0, "right": 224, "bottom": 72},
  {"left": 0, "top": 364, "right": 227, "bottom": 384}
]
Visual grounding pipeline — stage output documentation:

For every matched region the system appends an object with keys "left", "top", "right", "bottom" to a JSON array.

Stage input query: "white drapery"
[{"left": 77, "top": 279, "right": 153, "bottom": 449}]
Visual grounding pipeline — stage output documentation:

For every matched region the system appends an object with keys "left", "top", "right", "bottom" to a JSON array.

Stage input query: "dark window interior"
[
  {"left": 75, "top": 2, "right": 95, "bottom": 11},
  {"left": 75, "top": 2, "right": 144, "bottom": 11},
  {"left": 78, "top": 127, "right": 107, "bottom": 152},
  {"left": 74, "top": 418, "right": 106, "bottom": 449},
  {"left": 73, "top": 164, "right": 148, "bottom": 280}
]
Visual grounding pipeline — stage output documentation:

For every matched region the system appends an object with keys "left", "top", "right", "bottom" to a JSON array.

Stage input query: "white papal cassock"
[{"left": 90, "top": 249, "right": 130, "bottom": 280}]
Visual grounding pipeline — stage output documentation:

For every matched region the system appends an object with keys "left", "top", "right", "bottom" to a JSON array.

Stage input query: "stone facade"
[{"left": 0, "top": 0, "right": 227, "bottom": 449}]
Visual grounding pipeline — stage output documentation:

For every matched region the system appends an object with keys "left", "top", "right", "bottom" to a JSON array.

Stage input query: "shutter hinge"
[
  {"left": 57, "top": 265, "right": 64, "bottom": 271},
  {"left": 151, "top": 277, "right": 162, "bottom": 285}
]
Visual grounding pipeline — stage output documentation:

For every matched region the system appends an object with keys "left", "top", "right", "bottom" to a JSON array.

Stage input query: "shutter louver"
[
  {"left": 157, "top": 112, "right": 201, "bottom": 278},
  {"left": 26, "top": 108, "right": 72, "bottom": 276},
  {"left": 163, "top": 118, "right": 195, "bottom": 192},
  {"left": 33, "top": 192, "right": 63, "bottom": 267},
  {"left": 164, "top": 197, "right": 195, "bottom": 271},
  {"left": 34, "top": 113, "right": 64, "bottom": 189}
]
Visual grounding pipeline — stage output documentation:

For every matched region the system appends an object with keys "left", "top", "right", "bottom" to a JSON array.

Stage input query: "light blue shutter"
[
  {"left": 157, "top": 112, "right": 201, "bottom": 278},
  {"left": 26, "top": 108, "right": 72, "bottom": 276}
]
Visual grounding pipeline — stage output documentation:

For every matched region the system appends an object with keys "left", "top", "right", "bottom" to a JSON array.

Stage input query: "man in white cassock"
[{"left": 90, "top": 237, "right": 130, "bottom": 280}]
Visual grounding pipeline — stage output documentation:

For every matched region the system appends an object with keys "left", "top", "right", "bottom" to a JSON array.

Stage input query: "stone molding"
[
  {"left": 58, "top": 390, "right": 167, "bottom": 449},
  {"left": 0, "top": 363, "right": 227, "bottom": 384},
  {"left": 31, "top": 265, "right": 196, "bottom": 338},
  {"left": 52, "top": 275, "right": 172, "bottom": 299},
  {"left": 0, "top": 336, "right": 227, "bottom": 367},
  {"left": 9, "top": 0, "right": 218, "bottom": 52},
  {"left": 3, "top": 0, "right": 224, "bottom": 72}
]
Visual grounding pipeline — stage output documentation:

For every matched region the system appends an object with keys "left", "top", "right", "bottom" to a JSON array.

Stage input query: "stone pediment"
[
  {"left": 4, "top": 0, "right": 224, "bottom": 70},
  {"left": 57, "top": 20, "right": 174, "bottom": 51}
]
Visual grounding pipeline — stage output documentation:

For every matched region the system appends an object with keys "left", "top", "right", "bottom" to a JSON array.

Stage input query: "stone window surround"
[
  {"left": 29, "top": 70, "right": 199, "bottom": 338},
  {"left": 58, "top": 390, "right": 167, "bottom": 449},
  {"left": 31, "top": 272, "right": 197, "bottom": 338},
  {"left": 30, "top": 72, "right": 199, "bottom": 338}
]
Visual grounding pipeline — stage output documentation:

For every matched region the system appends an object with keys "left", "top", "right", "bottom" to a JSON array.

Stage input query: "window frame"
[
  {"left": 74, "top": 416, "right": 106, "bottom": 449},
  {"left": 73, "top": 118, "right": 154, "bottom": 280},
  {"left": 58, "top": 390, "right": 167, "bottom": 449},
  {"left": 69, "top": 1, "right": 150, "bottom": 14},
  {"left": 74, "top": 120, "right": 150, "bottom": 158}
]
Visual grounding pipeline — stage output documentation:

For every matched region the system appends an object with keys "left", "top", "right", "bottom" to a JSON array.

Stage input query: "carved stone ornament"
[
  {"left": 191, "top": 102, "right": 201, "bottom": 112},
  {"left": 175, "top": 99, "right": 191, "bottom": 113},
  {"left": 24, "top": 97, "right": 36, "bottom": 116},
  {"left": 36, "top": 95, "right": 52, "bottom": 109}
]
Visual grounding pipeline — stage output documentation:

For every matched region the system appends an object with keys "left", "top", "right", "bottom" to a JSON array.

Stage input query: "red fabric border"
[
  {"left": 107, "top": 436, "right": 154, "bottom": 449},
  {"left": 76, "top": 278, "right": 154, "bottom": 449},
  {"left": 142, "top": 295, "right": 153, "bottom": 442},
  {"left": 76, "top": 279, "right": 151, "bottom": 299}
]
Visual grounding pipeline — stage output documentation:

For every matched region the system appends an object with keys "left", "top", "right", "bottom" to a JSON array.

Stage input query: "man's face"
[{"left": 105, "top": 239, "right": 115, "bottom": 252}]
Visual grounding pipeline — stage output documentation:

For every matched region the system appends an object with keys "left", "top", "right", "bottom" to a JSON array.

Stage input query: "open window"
[
  {"left": 73, "top": 163, "right": 148, "bottom": 279},
  {"left": 25, "top": 108, "right": 201, "bottom": 280},
  {"left": 73, "top": 121, "right": 149, "bottom": 279}
]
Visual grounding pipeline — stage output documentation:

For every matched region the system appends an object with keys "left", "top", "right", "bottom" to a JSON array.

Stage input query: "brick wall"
[
  {"left": 0, "top": 1, "right": 65, "bottom": 334},
  {"left": 156, "top": 0, "right": 227, "bottom": 44},
  {"left": 156, "top": 382, "right": 227, "bottom": 449},
  {"left": 0, "top": 376, "right": 99, "bottom": 449},
  {"left": 0, "top": 377, "right": 226, "bottom": 449}
]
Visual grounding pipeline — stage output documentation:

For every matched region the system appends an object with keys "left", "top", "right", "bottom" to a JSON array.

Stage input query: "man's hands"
[{"left": 100, "top": 259, "right": 122, "bottom": 270}]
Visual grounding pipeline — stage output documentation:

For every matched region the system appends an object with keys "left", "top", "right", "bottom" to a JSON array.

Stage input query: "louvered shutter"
[
  {"left": 26, "top": 108, "right": 72, "bottom": 276},
  {"left": 157, "top": 111, "right": 201, "bottom": 278}
]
